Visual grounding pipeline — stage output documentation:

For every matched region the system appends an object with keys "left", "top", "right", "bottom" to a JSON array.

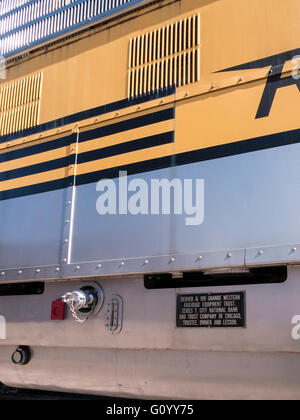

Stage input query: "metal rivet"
[
  {"left": 144, "top": 259, "right": 149, "bottom": 265},
  {"left": 36, "top": 269, "right": 41, "bottom": 273},
  {"left": 120, "top": 262, "right": 125, "bottom": 266},
  {"left": 55, "top": 267, "right": 60, "bottom": 272},
  {"left": 64, "top": 239, "right": 69, "bottom": 243},
  {"left": 18, "top": 270, "right": 23, "bottom": 274},
  {"left": 63, "top": 258, "right": 67, "bottom": 263},
  {"left": 97, "top": 264, "right": 102, "bottom": 268},
  {"left": 66, "top": 201, "right": 72, "bottom": 205},
  {"left": 258, "top": 250, "right": 264, "bottom": 256},
  {"left": 1, "top": 272, "right": 5, "bottom": 276},
  {"left": 76, "top": 265, "right": 80, "bottom": 270},
  {"left": 169, "top": 258, "right": 175, "bottom": 263},
  {"left": 227, "top": 253, "right": 232, "bottom": 258},
  {"left": 197, "top": 256, "right": 203, "bottom": 261},
  {"left": 291, "top": 247, "right": 297, "bottom": 253},
  {"left": 66, "top": 220, "right": 70, "bottom": 224}
]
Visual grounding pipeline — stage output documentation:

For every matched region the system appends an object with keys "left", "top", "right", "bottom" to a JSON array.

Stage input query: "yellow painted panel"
[
  {"left": 175, "top": 79, "right": 300, "bottom": 155},
  {"left": 2, "top": 0, "right": 300, "bottom": 175}
]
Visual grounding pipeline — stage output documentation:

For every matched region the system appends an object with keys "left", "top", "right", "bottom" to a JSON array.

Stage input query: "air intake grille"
[
  {"left": 128, "top": 14, "right": 200, "bottom": 98},
  {"left": 0, "top": 72, "right": 43, "bottom": 136},
  {"left": 0, "top": 0, "right": 149, "bottom": 58}
]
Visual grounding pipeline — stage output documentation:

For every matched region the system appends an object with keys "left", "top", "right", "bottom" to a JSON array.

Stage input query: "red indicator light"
[{"left": 51, "top": 299, "right": 65, "bottom": 321}]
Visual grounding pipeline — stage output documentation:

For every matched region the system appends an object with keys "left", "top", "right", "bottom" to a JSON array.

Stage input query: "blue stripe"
[
  {"left": 2, "top": 125, "right": 300, "bottom": 201},
  {"left": 79, "top": 108, "right": 175, "bottom": 142},
  {"left": 77, "top": 131, "right": 174, "bottom": 164},
  {"left": 0, "top": 131, "right": 174, "bottom": 182},
  {"left": 0, "top": 155, "right": 75, "bottom": 182},
  {"left": 0, "top": 108, "right": 174, "bottom": 164},
  {"left": 0, "top": 133, "right": 76, "bottom": 164},
  {"left": 0, "top": 87, "right": 175, "bottom": 144}
]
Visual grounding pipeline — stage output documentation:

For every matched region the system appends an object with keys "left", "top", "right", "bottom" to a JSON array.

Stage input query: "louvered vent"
[
  {"left": 0, "top": 0, "right": 148, "bottom": 58},
  {"left": 128, "top": 14, "right": 200, "bottom": 98},
  {"left": 0, "top": 72, "right": 43, "bottom": 136}
]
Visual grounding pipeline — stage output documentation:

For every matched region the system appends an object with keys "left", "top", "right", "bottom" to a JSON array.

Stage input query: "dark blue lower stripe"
[
  {"left": 1, "top": 126, "right": 300, "bottom": 200},
  {"left": 0, "top": 177, "right": 73, "bottom": 201}
]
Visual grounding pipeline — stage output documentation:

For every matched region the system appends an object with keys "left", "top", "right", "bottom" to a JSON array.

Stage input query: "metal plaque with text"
[{"left": 176, "top": 291, "right": 246, "bottom": 328}]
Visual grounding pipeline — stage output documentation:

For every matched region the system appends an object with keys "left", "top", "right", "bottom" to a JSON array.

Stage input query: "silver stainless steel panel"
[
  {"left": 71, "top": 168, "right": 175, "bottom": 262},
  {"left": 70, "top": 142, "right": 300, "bottom": 265},
  {"left": 0, "top": 187, "right": 68, "bottom": 268},
  {"left": 1, "top": 141, "right": 300, "bottom": 278}
]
